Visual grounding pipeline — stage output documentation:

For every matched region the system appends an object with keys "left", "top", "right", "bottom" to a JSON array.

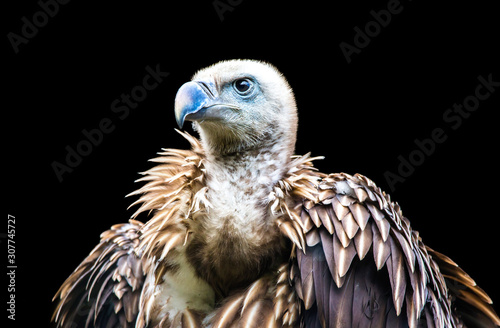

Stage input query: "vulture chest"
[{"left": 185, "top": 157, "right": 289, "bottom": 296}]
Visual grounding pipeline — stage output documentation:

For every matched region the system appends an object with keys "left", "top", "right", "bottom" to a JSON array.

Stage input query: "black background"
[{"left": 4, "top": 0, "right": 499, "bottom": 326}]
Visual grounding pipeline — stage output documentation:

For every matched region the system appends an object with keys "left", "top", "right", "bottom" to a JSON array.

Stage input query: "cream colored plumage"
[{"left": 53, "top": 60, "right": 500, "bottom": 328}]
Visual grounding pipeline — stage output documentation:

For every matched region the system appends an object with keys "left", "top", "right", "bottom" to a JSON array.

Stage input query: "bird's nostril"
[{"left": 195, "top": 81, "right": 215, "bottom": 99}]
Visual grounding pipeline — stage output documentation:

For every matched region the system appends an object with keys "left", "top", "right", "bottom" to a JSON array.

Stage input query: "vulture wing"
[
  {"left": 52, "top": 220, "right": 145, "bottom": 328},
  {"left": 291, "top": 172, "right": 500, "bottom": 328}
]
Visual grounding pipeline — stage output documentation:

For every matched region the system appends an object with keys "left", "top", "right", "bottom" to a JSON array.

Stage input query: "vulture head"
[{"left": 175, "top": 60, "right": 298, "bottom": 158}]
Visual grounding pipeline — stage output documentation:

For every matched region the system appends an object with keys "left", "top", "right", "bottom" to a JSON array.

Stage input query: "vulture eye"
[{"left": 233, "top": 78, "right": 253, "bottom": 95}]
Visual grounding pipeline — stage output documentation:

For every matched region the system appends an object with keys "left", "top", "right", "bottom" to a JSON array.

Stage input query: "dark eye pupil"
[{"left": 235, "top": 79, "right": 251, "bottom": 93}]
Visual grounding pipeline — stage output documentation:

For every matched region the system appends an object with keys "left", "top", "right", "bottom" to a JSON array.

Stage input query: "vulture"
[{"left": 53, "top": 59, "right": 500, "bottom": 328}]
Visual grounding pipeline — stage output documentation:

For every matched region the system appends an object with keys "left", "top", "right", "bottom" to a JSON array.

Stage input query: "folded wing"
[
  {"left": 52, "top": 220, "right": 145, "bottom": 328},
  {"left": 290, "top": 172, "right": 499, "bottom": 328}
]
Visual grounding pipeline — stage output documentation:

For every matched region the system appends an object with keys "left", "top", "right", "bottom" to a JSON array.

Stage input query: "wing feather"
[
  {"left": 372, "top": 223, "right": 391, "bottom": 271},
  {"left": 52, "top": 221, "right": 145, "bottom": 328},
  {"left": 282, "top": 169, "right": 500, "bottom": 327},
  {"left": 353, "top": 222, "right": 372, "bottom": 260},
  {"left": 385, "top": 239, "right": 406, "bottom": 316},
  {"left": 427, "top": 247, "right": 500, "bottom": 327},
  {"left": 349, "top": 202, "right": 370, "bottom": 230}
]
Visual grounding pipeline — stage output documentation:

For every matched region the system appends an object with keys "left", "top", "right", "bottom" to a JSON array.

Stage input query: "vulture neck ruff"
[
  {"left": 186, "top": 134, "right": 307, "bottom": 296},
  {"left": 130, "top": 131, "right": 319, "bottom": 300}
]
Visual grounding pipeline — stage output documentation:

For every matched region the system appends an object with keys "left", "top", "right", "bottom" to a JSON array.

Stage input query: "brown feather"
[
  {"left": 353, "top": 223, "right": 372, "bottom": 260},
  {"left": 349, "top": 202, "right": 370, "bottom": 231},
  {"left": 180, "top": 309, "right": 202, "bottom": 328},
  {"left": 372, "top": 223, "right": 391, "bottom": 271},
  {"left": 387, "top": 237, "right": 407, "bottom": 316},
  {"left": 241, "top": 279, "right": 269, "bottom": 314},
  {"left": 212, "top": 295, "right": 245, "bottom": 328},
  {"left": 340, "top": 212, "right": 359, "bottom": 239}
]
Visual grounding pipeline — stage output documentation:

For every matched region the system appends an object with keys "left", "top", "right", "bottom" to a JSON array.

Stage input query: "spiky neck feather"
[{"left": 130, "top": 131, "right": 320, "bottom": 298}]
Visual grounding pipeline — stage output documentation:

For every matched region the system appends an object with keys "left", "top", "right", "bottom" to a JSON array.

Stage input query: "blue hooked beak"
[
  {"left": 174, "top": 80, "right": 241, "bottom": 128},
  {"left": 174, "top": 81, "right": 215, "bottom": 128}
]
